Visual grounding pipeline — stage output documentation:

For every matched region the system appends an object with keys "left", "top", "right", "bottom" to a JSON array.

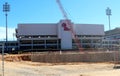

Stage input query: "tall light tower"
[
  {"left": 106, "top": 7, "right": 112, "bottom": 50},
  {"left": 106, "top": 7, "right": 112, "bottom": 32},
  {"left": 3, "top": 2, "right": 10, "bottom": 52}
]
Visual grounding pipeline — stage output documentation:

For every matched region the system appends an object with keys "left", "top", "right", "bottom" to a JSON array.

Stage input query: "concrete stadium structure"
[
  {"left": 1, "top": 20, "right": 120, "bottom": 52},
  {"left": 0, "top": 41, "right": 18, "bottom": 53},
  {"left": 105, "top": 28, "right": 120, "bottom": 39},
  {"left": 102, "top": 28, "right": 120, "bottom": 50},
  {"left": 16, "top": 20, "right": 104, "bottom": 51}
]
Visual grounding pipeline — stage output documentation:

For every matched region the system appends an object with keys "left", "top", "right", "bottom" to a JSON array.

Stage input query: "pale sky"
[{"left": 0, "top": 0, "right": 119, "bottom": 40}]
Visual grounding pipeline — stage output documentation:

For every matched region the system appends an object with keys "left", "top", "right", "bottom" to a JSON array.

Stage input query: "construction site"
[
  {"left": 0, "top": 51, "right": 119, "bottom": 76},
  {"left": 0, "top": 0, "right": 120, "bottom": 76}
]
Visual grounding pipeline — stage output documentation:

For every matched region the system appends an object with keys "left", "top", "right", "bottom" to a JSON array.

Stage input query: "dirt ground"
[
  {"left": 0, "top": 54, "right": 120, "bottom": 76},
  {"left": 0, "top": 61, "right": 120, "bottom": 76}
]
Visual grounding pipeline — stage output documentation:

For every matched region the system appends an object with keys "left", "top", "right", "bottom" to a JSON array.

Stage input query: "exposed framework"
[{"left": 56, "top": 0, "right": 82, "bottom": 50}]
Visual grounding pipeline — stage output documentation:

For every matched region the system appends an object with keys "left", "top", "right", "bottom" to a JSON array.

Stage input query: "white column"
[{"left": 57, "top": 20, "right": 72, "bottom": 49}]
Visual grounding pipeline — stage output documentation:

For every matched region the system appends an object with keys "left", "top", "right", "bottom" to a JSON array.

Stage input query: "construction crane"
[{"left": 56, "top": 0, "right": 82, "bottom": 50}]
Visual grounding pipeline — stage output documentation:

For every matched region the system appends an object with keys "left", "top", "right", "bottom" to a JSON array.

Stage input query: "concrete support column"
[
  {"left": 44, "top": 39, "right": 46, "bottom": 49},
  {"left": 31, "top": 39, "right": 33, "bottom": 50},
  {"left": 57, "top": 39, "right": 59, "bottom": 49}
]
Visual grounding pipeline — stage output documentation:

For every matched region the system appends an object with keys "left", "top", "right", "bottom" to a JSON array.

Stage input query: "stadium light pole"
[
  {"left": 3, "top": 2, "right": 10, "bottom": 52},
  {"left": 106, "top": 7, "right": 112, "bottom": 50},
  {"left": 106, "top": 7, "right": 112, "bottom": 31}
]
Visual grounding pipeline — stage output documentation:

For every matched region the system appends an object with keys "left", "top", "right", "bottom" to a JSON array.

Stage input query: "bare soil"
[{"left": 0, "top": 54, "right": 120, "bottom": 76}]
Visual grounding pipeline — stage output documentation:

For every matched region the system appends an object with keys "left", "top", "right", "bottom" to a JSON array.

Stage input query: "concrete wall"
[
  {"left": 18, "top": 24, "right": 57, "bottom": 35},
  {"left": 31, "top": 51, "right": 120, "bottom": 62},
  {"left": 75, "top": 24, "right": 104, "bottom": 35}
]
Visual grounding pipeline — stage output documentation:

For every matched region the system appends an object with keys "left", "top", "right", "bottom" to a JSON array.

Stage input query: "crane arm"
[{"left": 56, "top": 0, "right": 68, "bottom": 19}]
